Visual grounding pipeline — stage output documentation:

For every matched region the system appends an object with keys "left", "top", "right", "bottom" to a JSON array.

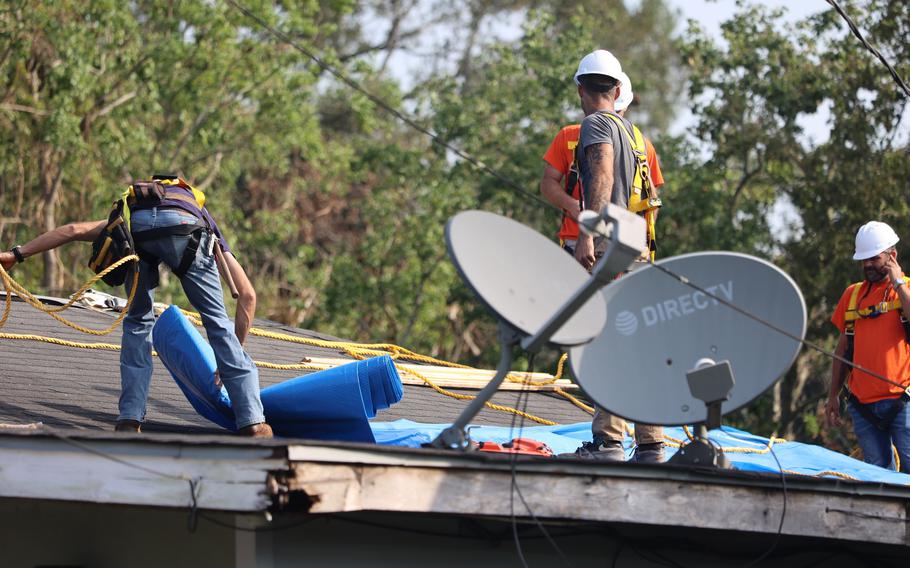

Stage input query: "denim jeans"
[
  {"left": 119, "top": 207, "right": 265, "bottom": 429},
  {"left": 847, "top": 397, "right": 910, "bottom": 473}
]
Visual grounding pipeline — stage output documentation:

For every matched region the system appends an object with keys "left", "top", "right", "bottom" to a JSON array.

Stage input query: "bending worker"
[
  {"left": 826, "top": 221, "right": 910, "bottom": 471},
  {"left": 1, "top": 175, "right": 272, "bottom": 438}
]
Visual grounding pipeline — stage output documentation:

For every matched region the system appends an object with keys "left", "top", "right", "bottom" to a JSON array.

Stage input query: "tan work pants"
[
  {"left": 565, "top": 240, "right": 662, "bottom": 444},
  {"left": 592, "top": 405, "right": 664, "bottom": 445}
]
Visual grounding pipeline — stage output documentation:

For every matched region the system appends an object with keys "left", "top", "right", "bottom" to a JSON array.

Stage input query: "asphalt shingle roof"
[{"left": 0, "top": 295, "right": 592, "bottom": 434}]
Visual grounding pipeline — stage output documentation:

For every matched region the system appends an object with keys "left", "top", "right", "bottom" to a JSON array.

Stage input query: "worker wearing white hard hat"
[
  {"left": 853, "top": 220, "right": 900, "bottom": 260},
  {"left": 562, "top": 50, "right": 665, "bottom": 464},
  {"left": 613, "top": 71, "right": 634, "bottom": 112},
  {"left": 573, "top": 49, "right": 623, "bottom": 86},
  {"left": 826, "top": 220, "right": 910, "bottom": 473}
]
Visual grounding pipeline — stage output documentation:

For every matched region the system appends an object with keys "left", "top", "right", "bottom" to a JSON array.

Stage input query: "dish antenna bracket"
[{"left": 668, "top": 359, "right": 735, "bottom": 469}]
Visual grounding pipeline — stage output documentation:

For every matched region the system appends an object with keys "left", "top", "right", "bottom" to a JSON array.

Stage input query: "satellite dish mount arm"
[{"left": 428, "top": 322, "right": 521, "bottom": 450}]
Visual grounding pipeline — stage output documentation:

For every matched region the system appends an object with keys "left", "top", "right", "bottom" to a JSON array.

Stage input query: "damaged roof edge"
[{"left": 3, "top": 427, "right": 909, "bottom": 549}]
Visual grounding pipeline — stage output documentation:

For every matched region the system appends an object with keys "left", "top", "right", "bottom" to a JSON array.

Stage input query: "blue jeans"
[
  {"left": 119, "top": 207, "right": 265, "bottom": 429},
  {"left": 847, "top": 397, "right": 910, "bottom": 473}
]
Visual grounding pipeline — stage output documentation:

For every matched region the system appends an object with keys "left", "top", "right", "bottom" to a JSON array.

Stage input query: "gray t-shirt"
[{"left": 577, "top": 109, "right": 636, "bottom": 210}]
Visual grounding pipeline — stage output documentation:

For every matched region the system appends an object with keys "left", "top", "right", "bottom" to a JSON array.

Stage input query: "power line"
[
  {"left": 825, "top": 0, "right": 910, "bottom": 98},
  {"left": 224, "top": 0, "right": 559, "bottom": 214}
]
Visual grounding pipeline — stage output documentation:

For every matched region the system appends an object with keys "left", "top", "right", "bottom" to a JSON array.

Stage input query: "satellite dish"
[
  {"left": 446, "top": 210, "right": 607, "bottom": 347},
  {"left": 570, "top": 251, "right": 806, "bottom": 426}
]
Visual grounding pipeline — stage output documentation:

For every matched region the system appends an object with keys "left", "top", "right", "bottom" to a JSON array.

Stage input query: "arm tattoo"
[{"left": 585, "top": 143, "right": 614, "bottom": 212}]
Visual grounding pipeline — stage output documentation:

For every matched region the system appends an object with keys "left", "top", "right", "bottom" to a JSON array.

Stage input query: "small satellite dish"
[
  {"left": 570, "top": 251, "right": 806, "bottom": 426},
  {"left": 446, "top": 210, "right": 607, "bottom": 347}
]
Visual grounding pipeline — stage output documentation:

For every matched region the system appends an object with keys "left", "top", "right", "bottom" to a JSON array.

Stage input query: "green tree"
[{"left": 670, "top": 0, "right": 909, "bottom": 448}]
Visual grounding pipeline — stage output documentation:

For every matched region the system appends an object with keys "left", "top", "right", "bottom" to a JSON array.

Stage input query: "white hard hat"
[
  {"left": 853, "top": 221, "right": 899, "bottom": 260},
  {"left": 574, "top": 50, "right": 623, "bottom": 86},
  {"left": 614, "top": 71, "right": 634, "bottom": 111}
]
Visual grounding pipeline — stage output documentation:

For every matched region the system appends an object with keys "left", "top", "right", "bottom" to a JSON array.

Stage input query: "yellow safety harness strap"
[
  {"left": 844, "top": 281, "right": 865, "bottom": 332},
  {"left": 601, "top": 112, "right": 661, "bottom": 260},
  {"left": 844, "top": 281, "right": 903, "bottom": 328}
]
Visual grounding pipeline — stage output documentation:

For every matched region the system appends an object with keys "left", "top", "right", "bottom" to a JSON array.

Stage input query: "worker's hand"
[
  {"left": 884, "top": 255, "right": 904, "bottom": 287},
  {"left": 0, "top": 251, "right": 15, "bottom": 271},
  {"left": 565, "top": 201, "right": 581, "bottom": 222},
  {"left": 574, "top": 234, "right": 596, "bottom": 271},
  {"left": 824, "top": 395, "right": 842, "bottom": 427}
]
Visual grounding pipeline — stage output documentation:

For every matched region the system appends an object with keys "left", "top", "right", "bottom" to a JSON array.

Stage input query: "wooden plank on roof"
[{"left": 303, "top": 356, "right": 579, "bottom": 391}]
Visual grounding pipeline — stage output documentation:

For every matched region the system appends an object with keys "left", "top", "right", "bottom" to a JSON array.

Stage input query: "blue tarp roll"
[
  {"left": 152, "top": 305, "right": 236, "bottom": 431},
  {"left": 370, "top": 419, "right": 910, "bottom": 486},
  {"left": 152, "top": 306, "right": 404, "bottom": 442}
]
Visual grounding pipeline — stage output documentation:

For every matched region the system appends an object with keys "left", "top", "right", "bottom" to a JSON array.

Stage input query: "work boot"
[
  {"left": 238, "top": 422, "right": 274, "bottom": 439},
  {"left": 559, "top": 437, "right": 626, "bottom": 461},
  {"left": 114, "top": 420, "right": 142, "bottom": 433},
  {"left": 631, "top": 442, "right": 665, "bottom": 464}
]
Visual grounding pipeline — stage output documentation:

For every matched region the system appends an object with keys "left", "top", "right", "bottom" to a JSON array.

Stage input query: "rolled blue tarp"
[
  {"left": 152, "top": 305, "right": 236, "bottom": 431},
  {"left": 152, "top": 305, "right": 403, "bottom": 442}
]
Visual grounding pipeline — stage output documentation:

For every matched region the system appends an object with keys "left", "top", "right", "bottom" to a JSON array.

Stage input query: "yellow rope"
[
  {"left": 0, "top": 296, "right": 564, "bottom": 425},
  {"left": 674, "top": 425, "right": 788, "bottom": 454},
  {"left": 1, "top": 269, "right": 886, "bottom": 459},
  {"left": 0, "top": 256, "right": 140, "bottom": 335}
]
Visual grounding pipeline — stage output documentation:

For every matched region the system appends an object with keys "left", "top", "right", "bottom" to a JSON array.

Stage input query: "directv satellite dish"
[
  {"left": 446, "top": 210, "right": 607, "bottom": 347},
  {"left": 570, "top": 251, "right": 806, "bottom": 426}
]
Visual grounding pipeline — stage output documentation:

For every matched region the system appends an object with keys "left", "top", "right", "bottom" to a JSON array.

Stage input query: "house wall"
[
  {"left": 259, "top": 512, "right": 903, "bottom": 568},
  {"left": 0, "top": 499, "right": 233, "bottom": 568},
  {"left": 2, "top": 499, "right": 903, "bottom": 568}
]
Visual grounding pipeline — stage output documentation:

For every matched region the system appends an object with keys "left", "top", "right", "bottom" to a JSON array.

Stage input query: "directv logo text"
[{"left": 614, "top": 281, "right": 734, "bottom": 336}]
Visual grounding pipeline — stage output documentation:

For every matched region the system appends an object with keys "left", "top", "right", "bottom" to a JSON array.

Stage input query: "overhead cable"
[{"left": 825, "top": 0, "right": 910, "bottom": 97}]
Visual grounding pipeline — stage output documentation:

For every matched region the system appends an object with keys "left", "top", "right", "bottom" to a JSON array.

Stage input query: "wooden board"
[{"left": 303, "top": 356, "right": 579, "bottom": 391}]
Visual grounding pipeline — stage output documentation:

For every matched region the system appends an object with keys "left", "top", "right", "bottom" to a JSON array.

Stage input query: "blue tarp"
[
  {"left": 370, "top": 419, "right": 910, "bottom": 486},
  {"left": 152, "top": 305, "right": 403, "bottom": 442},
  {"left": 151, "top": 305, "right": 910, "bottom": 486}
]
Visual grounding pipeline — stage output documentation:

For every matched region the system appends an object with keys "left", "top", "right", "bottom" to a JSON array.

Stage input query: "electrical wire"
[
  {"left": 505, "top": 354, "right": 576, "bottom": 568},
  {"left": 737, "top": 433, "right": 788, "bottom": 567},
  {"left": 10, "top": 1, "right": 905, "bottom": 559},
  {"left": 825, "top": 0, "right": 910, "bottom": 98},
  {"left": 223, "top": 0, "right": 559, "bottom": 214},
  {"left": 647, "top": 261, "right": 907, "bottom": 391},
  {"left": 44, "top": 428, "right": 204, "bottom": 533}
]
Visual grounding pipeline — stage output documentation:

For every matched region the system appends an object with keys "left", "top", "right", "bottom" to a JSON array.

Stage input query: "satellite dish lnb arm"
[{"left": 521, "top": 204, "right": 645, "bottom": 353}]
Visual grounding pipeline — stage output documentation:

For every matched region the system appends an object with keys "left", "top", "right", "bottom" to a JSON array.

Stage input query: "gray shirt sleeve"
[{"left": 579, "top": 113, "right": 616, "bottom": 154}]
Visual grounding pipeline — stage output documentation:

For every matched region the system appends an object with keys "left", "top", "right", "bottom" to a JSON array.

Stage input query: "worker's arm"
[
  {"left": 824, "top": 333, "right": 851, "bottom": 427},
  {"left": 224, "top": 251, "right": 256, "bottom": 345},
  {"left": 575, "top": 142, "right": 614, "bottom": 270},
  {"left": 884, "top": 254, "right": 910, "bottom": 322},
  {"left": 0, "top": 220, "right": 106, "bottom": 271},
  {"left": 539, "top": 164, "right": 580, "bottom": 222}
]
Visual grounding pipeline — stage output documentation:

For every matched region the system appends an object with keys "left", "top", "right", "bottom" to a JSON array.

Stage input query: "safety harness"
[
  {"left": 88, "top": 176, "right": 211, "bottom": 289},
  {"left": 842, "top": 280, "right": 910, "bottom": 430},
  {"left": 564, "top": 138, "right": 582, "bottom": 205},
  {"left": 602, "top": 113, "right": 661, "bottom": 261}
]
